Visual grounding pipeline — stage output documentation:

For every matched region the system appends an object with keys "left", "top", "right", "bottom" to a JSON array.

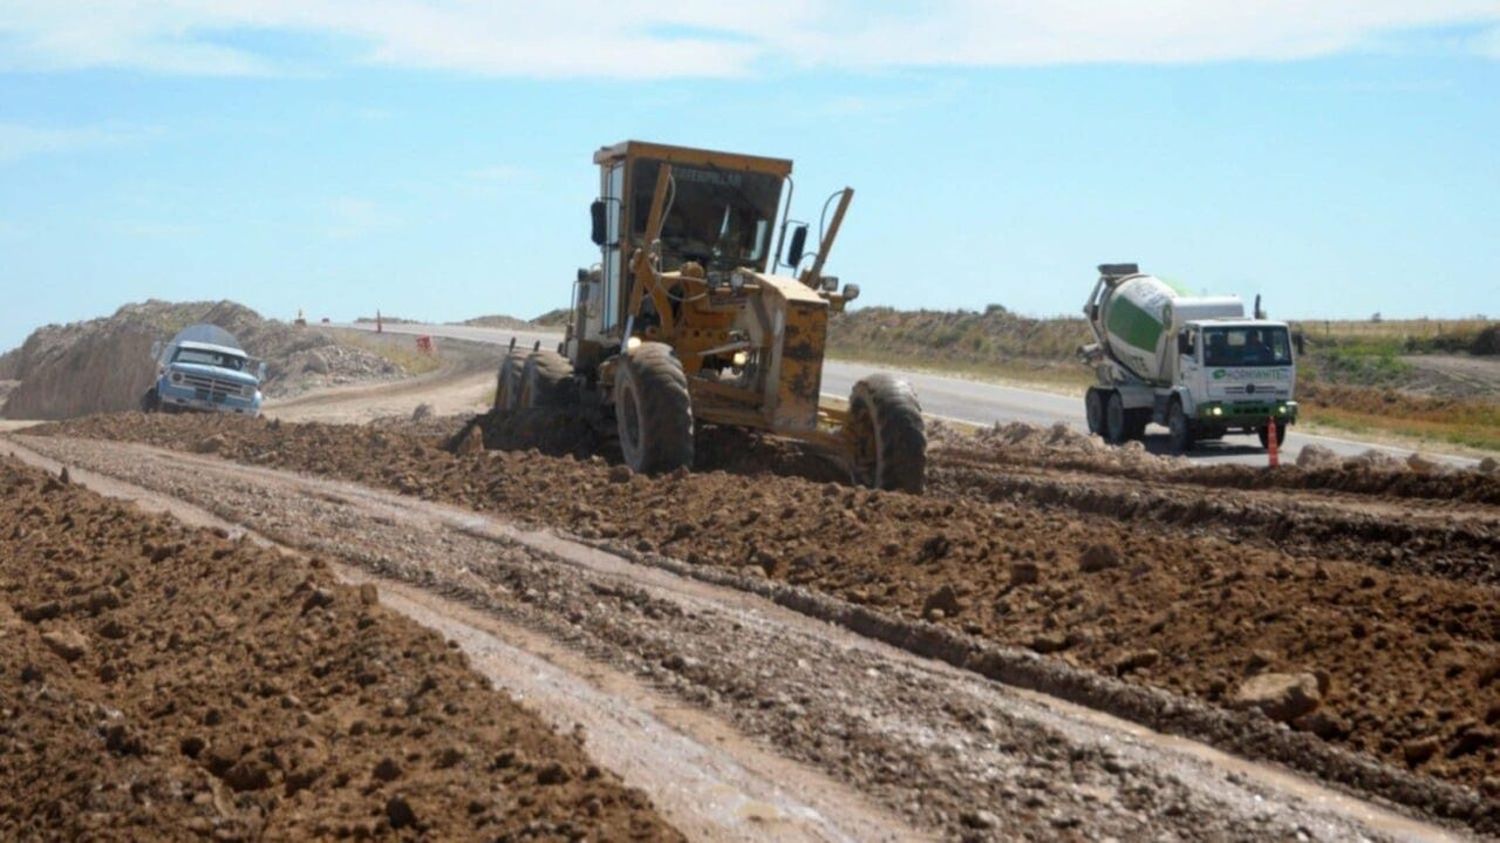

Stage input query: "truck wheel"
[
  {"left": 1167, "top": 400, "right": 1194, "bottom": 454},
  {"left": 847, "top": 374, "right": 926, "bottom": 494},
  {"left": 1104, "top": 391, "right": 1127, "bottom": 445},
  {"left": 615, "top": 342, "right": 694, "bottom": 474},
  {"left": 1257, "top": 421, "right": 1288, "bottom": 450},
  {"left": 519, "top": 350, "right": 575, "bottom": 409},
  {"left": 495, "top": 350, "right": 526, "bottom": 411},
  {"left": 1085, "top": 389, "right": 1105, "bottom": 436},
  {"left": 140, "top": 388, "right": 160, "bottom": 414}
]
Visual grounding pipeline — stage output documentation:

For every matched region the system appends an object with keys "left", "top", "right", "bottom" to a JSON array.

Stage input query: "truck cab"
[
  {"left": 142, "top": 326, "right": 265, "bottom": 417},
  {"left": 1172, "top": 319, "right": 1298, "bottom": 444}
]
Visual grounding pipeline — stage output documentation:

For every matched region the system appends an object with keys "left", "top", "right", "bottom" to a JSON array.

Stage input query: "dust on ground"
[
  {"left": 0, "top": 454, "right": 679, "bottom": 841},
  {"left": 31, "top": 411, "right": 1500, "bottom": 812}
]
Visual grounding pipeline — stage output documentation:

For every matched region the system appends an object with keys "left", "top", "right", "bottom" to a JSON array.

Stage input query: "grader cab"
[{"left": 496, "top": 140, "right": 925, "bottom": 492}]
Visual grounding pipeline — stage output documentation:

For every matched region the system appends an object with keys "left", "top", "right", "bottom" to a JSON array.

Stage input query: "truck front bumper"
[
  {"left": 158, "top": 383, "right": 262, "bottom": 416},
  {"left": 1197, "top": 399, "right": 1297, "bottom": 425}
]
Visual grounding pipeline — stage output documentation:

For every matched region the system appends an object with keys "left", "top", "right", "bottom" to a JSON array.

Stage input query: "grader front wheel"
[
  {"left": 846, "top": 375, "right": 926, "bottom": 493},
  {"left": 519, "top": 350, "right": 575, "bottom": 409},
  {"left": 615, "top": 342, "right": 694, "bottom": 474}
]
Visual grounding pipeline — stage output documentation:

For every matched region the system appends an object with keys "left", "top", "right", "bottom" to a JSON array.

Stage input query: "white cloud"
[
  {"left": 0, "top": 122, "right": 155, "bottom": 163},
  {"left": 0, "top": 1, "right": 1497, "bottom": 78}
]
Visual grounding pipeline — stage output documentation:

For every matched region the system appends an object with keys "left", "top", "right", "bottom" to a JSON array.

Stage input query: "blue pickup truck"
[{"left": 141, "top": 324, "right": 266, "bottom": 417}]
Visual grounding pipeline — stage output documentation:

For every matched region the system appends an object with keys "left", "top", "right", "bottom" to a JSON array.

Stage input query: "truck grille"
[{"left": 179, "top": 372, "right": 239, "bottom": 401}]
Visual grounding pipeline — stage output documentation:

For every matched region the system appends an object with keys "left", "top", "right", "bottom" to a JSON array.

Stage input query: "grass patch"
[
  {"left": 1298, "top": 382, "right": 1500, "bottom": 452},
  {"left": 336, "top": 332, "right": 443, "bottom": 376}
]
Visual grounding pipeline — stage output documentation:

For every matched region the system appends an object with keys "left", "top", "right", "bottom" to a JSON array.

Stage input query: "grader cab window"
[{"left": 631, "top": 159, "right": 781, "bottom": 272}]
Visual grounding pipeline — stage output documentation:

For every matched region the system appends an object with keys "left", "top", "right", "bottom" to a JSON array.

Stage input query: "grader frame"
[{"left": 497, "top": 140, "right": 925, "bottom": 492}]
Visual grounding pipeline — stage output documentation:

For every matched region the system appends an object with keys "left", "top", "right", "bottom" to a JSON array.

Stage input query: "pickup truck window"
[
  {"left": 173, "top": 348, "right": 248, "bottom": 371},
  {"left": 1203, "top": 327, "right": 1292, "bottom": 367}
]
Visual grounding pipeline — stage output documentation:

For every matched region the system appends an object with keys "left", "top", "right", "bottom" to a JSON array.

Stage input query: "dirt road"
[{"left": 5, "top": 428, "right": 1486, "bottom": 840}]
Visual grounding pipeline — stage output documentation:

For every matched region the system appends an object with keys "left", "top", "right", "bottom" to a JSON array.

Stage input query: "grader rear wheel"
[
  {"left": 519, "top": 350, "right": 575, "bottom": 409},
  {"left": 846, "top": 374, "right": 925, "bottom": 493},
  {"left": 495, "top": 350, "right": 526, "bottom": 411},
  {"left": 615, "top": 342, "right": 694, "bottom": 474}
]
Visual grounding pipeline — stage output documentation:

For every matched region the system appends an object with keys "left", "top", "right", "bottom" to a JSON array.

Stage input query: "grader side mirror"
[
  {"left": 590, "top": 200, "right": 607, "bottom": 246},
  {"left": 1177, "top": 332, "right": 1193, "bottom": 356},
  {"left": 786, "top": 224, "right": 809, "bottom": 267}
]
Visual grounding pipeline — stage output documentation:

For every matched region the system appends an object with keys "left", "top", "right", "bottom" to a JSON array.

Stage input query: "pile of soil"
[
  {"left": 0, "top": 454, "right": 679, "bottom": 840},
  {"left": 30, "top": 412, "right": 1500, "bottom": 800},
  {"left": 932, "top": 420, "right": 1500, "bottom": 506},
  {"left": 0, "top": 300, "right": 403, "bottom": 420}
]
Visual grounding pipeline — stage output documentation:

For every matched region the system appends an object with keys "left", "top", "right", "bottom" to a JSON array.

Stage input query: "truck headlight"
[
  {"left": 731, "top": 350, "right": 749, "bottom": 368},
  {"left": 170, "top": 372, "right": 183, "bottom": 384},
  {"left": 1210, "top": 405, "right": 1223, "bottom": 416}
]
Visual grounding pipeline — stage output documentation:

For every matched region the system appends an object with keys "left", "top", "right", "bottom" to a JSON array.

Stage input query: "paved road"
[{"left": 336, "top": 322, "right": 1481, "bottom": 469}]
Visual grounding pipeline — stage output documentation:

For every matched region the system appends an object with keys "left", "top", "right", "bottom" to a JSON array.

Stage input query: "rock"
[
  {"left": 1406, "top": 452, "right": 1438, "bottom": 473},
  {"left": 300, "top": 587, "right": 336, "bottom": 614},
  {"left": 1478, "top": 456, "right": 1497, "bottom": 475},
  {"left": 1402, "top": 736, "right": 1440, "bottom": 766},
  {"left": 1029, "top": 632, "right": 1071, "bottom": 654},
  {"left": 961, "top": 809, "right": 999, "bottom": 830},
  {"left": 1113, "top": 649, "right": 1159, "bottom": 674},
  {"left": 1294, "top": 443, "right": 1339, "bottom": 470},
  {"left": 410, "top": 403, "right": 434, "bottom": 421},
  {"left": 1231, "top": 672, "right": 1321, "bottom": 722},
  {"left": 536, "top": 762, "right": 571, "bottom": 785},
  {"left": 1293, "top": 710, "right": 1348, "bottom": 740},
  {"left": 923, "top": 584, "right": 962, "bottom": 619},
  {"left": 607, "top": 464, "right": 633, "bottom": 484},
  {"left": 1078, "top": 543, "right": 1121, "bottom": 573},
  {"left": 194, "top": 434, "right": 228, "bottom": 455},
  {"left": 58, "top": 466, "right": 71, "bottom": 485},
  {"left": 372, "top": 757, "right": 403, "bottom": 782},
  {"left": 41, "top": 627, "right": 89, "bottom": 662},
  {"left": 1009, "top": 561, "right": 1039, "bottom": 587},
  {"left": 386, "top": 795, "right": 417, "bottom": 830},
  {"left": 455, "top": 425, "right": 485, "bottom": 456},
  {"left": 358, "top": 583, "right": 379, "bottom": 606}
]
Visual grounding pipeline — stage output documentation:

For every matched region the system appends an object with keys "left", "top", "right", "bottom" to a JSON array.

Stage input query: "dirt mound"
[
  {"left": 31, "top": 412, "right": 1500, "bottom": 801},
  {"left": 0, "top": 455, "right": 679, "bottom": 840},
  {"left": 0, "top": 300, "right": 403, "bottom": 420}
]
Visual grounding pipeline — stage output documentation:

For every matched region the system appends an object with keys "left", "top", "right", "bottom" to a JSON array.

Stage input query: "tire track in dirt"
[{"left": 5, "top": 433, "right": 1484, "bottom": 840}]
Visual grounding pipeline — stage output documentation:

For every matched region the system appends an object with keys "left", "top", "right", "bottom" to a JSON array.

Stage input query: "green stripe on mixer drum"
[{"left": 1107, "top": 295, "right": 1164, "bottom": 351}]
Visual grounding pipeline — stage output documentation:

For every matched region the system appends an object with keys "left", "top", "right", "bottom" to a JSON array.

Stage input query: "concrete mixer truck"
[{"left": 1081, "top": 264, "right": 1297, "bottom": 454}]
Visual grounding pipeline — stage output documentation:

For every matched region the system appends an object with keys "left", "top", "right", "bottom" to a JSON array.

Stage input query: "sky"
[{"left": 2, "top": 2, "right": 1499, "bottom": 351}]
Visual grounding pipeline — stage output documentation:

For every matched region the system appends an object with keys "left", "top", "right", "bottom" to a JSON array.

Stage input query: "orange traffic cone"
[{"left": 1267, "top": 415, "right": 1280, "bottom": 468}]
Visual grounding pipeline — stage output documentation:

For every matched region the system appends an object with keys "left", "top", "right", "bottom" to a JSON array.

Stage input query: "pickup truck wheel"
[
  {"left": 140, "top": 388, "right": 160, "bottom": 414},
  {"left": 847, "top": 374, "right": 926, "bottom": 494},
  {"left": 615, "top": 342, "right": 694, "bottom": 474},
  {"left": 1104, "top": 391, "right": 1127, "bottom": 445},
  {"left": 495, "top": 350, "right": 526, "bottom": 411},
  {"left": 519, "top": 350, "right": 575, "bottom": 410},
  {"left": 1167, "top": 400, "right": 1194, "bottom": 454},
  {"left": 1084, "top": 389, "right": 1105, "bottom": 436}
]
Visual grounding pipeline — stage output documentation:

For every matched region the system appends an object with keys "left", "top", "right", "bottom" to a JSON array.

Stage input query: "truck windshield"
[
  {"left": 631, "top": 160, "right": 781, "bottom": 271},
  {"left": 1203, "top": 327, "right": 1292, "bottom": 367},
  {"left": 174, "top": 348, "right": 248, "bottom": 371}
]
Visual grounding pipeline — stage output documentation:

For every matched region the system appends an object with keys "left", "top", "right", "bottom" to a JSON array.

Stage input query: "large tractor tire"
[
  {"left": 614, "top": 342, "right": 694, "bottom": 474},
  {"left": 846, "top": 374, "right": 926, "bottom": 493},
  {"left": 519, "top": 350, "right": 575, "bottom": 410},
  {"left": 495, "top": 350, "right": 526, "bottom": 411}
]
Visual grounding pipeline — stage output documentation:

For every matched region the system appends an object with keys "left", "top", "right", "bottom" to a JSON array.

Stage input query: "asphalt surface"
[{"left": 335, "top": 322, "right": 1482, "bottom": 469}]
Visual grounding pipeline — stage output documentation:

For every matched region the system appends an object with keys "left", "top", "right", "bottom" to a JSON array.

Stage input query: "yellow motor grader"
[{"left": 497, "top": 140, "right": 925, "bottom": 492}]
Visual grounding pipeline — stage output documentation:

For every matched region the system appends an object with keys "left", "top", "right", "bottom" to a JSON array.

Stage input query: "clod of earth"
[{"left": 1231, "top": 672, "right": 1322, "bottom": 723}]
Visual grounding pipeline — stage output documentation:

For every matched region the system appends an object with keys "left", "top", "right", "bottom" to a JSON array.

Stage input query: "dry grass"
[
  {"left": 336, "top": 332, "right": 443, "bottom": 376},
  {"left": 1298, "top": 382, "right": 1500, "bottom": 452}
]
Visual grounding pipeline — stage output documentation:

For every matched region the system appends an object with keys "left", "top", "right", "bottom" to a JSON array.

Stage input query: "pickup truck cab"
[{"left": 142, "top": 325, "right": 266, "bottom": 416}]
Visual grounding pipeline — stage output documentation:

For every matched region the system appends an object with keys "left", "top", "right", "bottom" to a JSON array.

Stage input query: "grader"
[{"left": 496, "top": 140, "right": 926, "bottom": 492}]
